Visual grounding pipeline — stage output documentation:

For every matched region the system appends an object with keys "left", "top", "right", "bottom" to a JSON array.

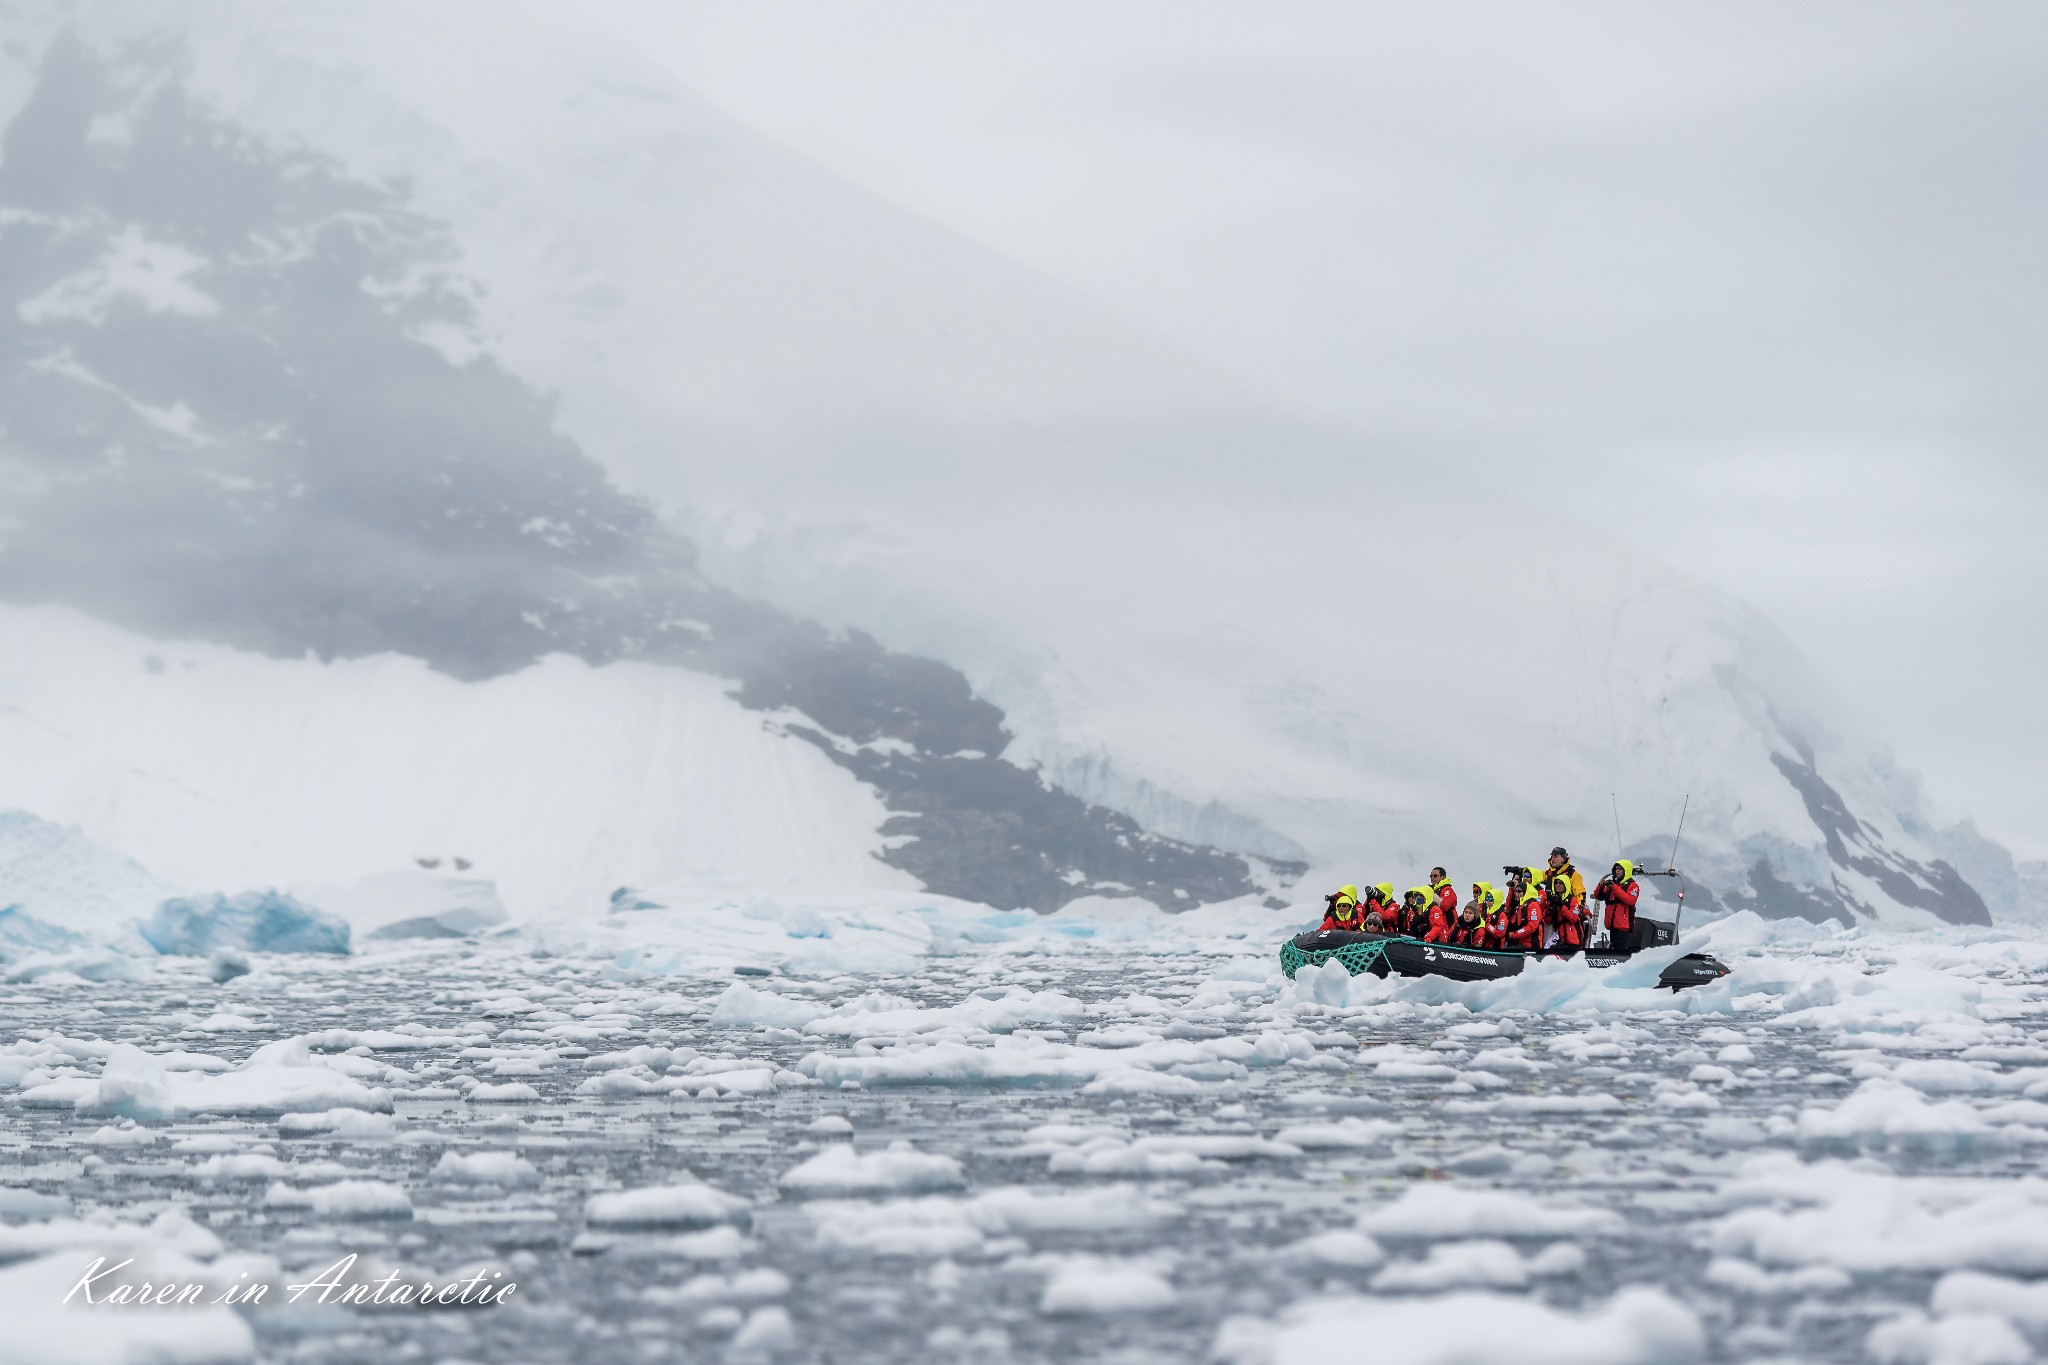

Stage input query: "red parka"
[
  {"left": 1423, "top": 904, "right": 1455, "bottom": 943},
  {"left": 1595, "top": 864, "right": 1641, "bottom": 934},
  {"left": 1504, "top": 892, "right": 1544, "bottom": 949},
  {"left": 1397, "top": 898, "right": 1429, "bottom": 938},
  {"left": 1546, "top": 883, "right": 1584, "bottom": 950}
]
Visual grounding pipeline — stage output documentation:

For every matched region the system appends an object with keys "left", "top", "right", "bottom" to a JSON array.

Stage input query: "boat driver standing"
[{"left": 1593, "top": 861, "right": 1642, "bottom": 948}]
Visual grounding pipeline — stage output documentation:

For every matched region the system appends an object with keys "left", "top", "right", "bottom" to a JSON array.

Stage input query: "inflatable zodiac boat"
[{"left": 1279, "top": 920, "right": 1730, "bottom": 992}]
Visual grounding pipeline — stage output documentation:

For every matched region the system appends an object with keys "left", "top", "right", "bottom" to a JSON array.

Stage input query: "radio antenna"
[
  {"left": 1668, "top": 793, "right": 1690, "bottom": 873},
  {"left": 1612, "top": 793, "right": 1624, "bottom": 863}
]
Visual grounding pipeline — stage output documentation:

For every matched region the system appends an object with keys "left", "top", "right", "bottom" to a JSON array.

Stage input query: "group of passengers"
[{"left": 1316, "top": 848, "right": 1644, "bottom": 952}]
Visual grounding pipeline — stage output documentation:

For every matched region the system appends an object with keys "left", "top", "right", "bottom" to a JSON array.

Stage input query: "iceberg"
[{"left": 141, "top": 891, "right": 351, "bottom": 956}]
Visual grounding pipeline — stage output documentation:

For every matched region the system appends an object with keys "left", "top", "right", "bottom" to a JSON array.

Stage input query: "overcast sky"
[{"left": 596, "top": 2, "right": 2048, "bottom": 854}]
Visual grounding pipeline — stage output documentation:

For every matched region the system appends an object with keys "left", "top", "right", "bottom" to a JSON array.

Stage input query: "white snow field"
[
  {"left": 0, "top": 603, "right": 914, "bottom": 921},
  {"left": 2, "top": 902, "right": 2046, "bottom": 1365}
]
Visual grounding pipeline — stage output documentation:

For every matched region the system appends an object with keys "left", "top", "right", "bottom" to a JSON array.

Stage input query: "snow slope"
[
  {"left": 0, "top": 6, "right": 2029, "bottom": 926},
  {"left": 695, "top": 474, "right": 2012, "bottom": 927},
  {"left": 0, "top": 604, "right": 915, "bottom": 919}
]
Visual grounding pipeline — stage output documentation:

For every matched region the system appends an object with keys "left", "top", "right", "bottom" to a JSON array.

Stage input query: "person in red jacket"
[
  {"left": 1546, "top": 874, "right": 1584, "bottom": 951},
  {"left": 1503, "top": 874, "right": 1545, "bottom": 949},
  {"left": 1593, "top": 860, "right": 1642, "bottom": 947},
  {"left": 1484, "top": 889, "right": 1511, "bottom": 948},
  {"left": 1464, "top": 883, "right": 1506, "bottom": 948},
  {"left": 1462, "top": 883, "right": 1488, "bottom": 946},
  {"left": 1428, "top": 867, "right": 1458, "bottom": 924},
  {"left": 1318, "top": 885, "right": 1365, "bottom": 932},
  {"left": 1384, "top": 888, "right": 1417, "bottom": 941},
  {"left": 1422, "top": 886, "right": 1456, "bottom": 943}
]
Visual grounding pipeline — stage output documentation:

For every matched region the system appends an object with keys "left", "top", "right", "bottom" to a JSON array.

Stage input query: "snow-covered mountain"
[{"left": 0, "top": 6, "right": 2031, "bottom": 930}]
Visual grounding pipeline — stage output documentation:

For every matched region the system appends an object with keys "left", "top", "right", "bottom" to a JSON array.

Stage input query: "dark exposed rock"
[{"left": 1768, "top": 752, "right": 1990, "bottom": 926}]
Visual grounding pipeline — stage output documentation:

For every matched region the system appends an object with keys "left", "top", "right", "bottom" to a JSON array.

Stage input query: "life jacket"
[
  {"left": 1550, "top": 861, "right": 1585, "bottom": 912},
  {"left": 1478, "top": 887, "right": 1508, "bottom": 947},
  {"left": 1547, "top": 876, "right": 1582, "bottom": 948},
  {"left": 1423, "top": 903, "right": 1455, "bottom": 943},
  {"left": 1431, "top": 879, "right": 1458, "bottom": 919},
  {"left": 1508, "top": 868, "right": 1539, "bottom": 910},
  {"left": 1324, "top": 883, "right": 1364, "bottom": 931},
  {"left": 1401, "top": 888, "right": 1432, "bottom": 938},
  {"left": 1505, "top": 887, "right": 1545, "bottom": 948}
]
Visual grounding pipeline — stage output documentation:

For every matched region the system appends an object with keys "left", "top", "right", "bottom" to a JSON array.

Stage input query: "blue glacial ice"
[{"left": 140, "top": 891, "right": 351, "bottom": 956}]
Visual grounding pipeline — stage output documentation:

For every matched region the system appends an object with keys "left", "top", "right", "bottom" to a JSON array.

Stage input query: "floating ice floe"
[
  {"left": 793, "top": 1026, "right": 1320, "bottom": 1091},
  {"left": 432, "top": 1151, "right": 540, "bottom": 1186},
  {"left": 465, "top": 1082, "right": 543, "bottom": 1103},
  {"left": 191, "top": 1153, "right": 337, "bottom": 1183},
  {"left": 1216, "top": 1287, "right": 1703, "bottom": 1365},
  {"left": 0, "top": 1240, "right": 259, "bottom": 1365},
  {"left": 1711, "top": 1153, "right": 2048, "bottom": 1273},
  {"left": 1038, "top": 1131, "right": 1302, "bottom": 1177},
  {"left": 1865, "top": 1310, "right": 2033, "bottom": 1365},
  {"left": 1795, "top": 1079, "right": 2028, "bottom": 1155},
  {"left": 1930, "top": 1270, "right": 2048, "bottom": 1328},
  {"left": 1356, "top": 1184, "right": 1626, "bottom": 1241},
  {"left": 804, "top": 1182, "right": 1174, "bottom": 1260},
  {"left": 584, "top": 1178, "right": 750, "bottom": 1229},
  {"left": 645, "top": 1268, "right": 790, "bottom": 1307},
  {"left": 264, "top": 1179, "right": 412, "bottom": 1219},
  {"left": 1272, "top": 1116, "right": 1403, "bottom": 1149},
  {"left": 1280, "top": 1229, "right": 1387, "bottom": 1268},
  {"left": 1366, "top": 1239, "right": 1584, "bottom": 1292},
  {"left": 54, "top": 1038, "right": 395, "bottom": 1119},
  {"left": 1037, "top": 1255, "right": 1176, "bottom": 1315},
  {"left": 778, "top": 1141, "right": 964, "bottom": 1197},
  {"left": 296, "top": 868, "right": 510, "bottom": 941}
]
